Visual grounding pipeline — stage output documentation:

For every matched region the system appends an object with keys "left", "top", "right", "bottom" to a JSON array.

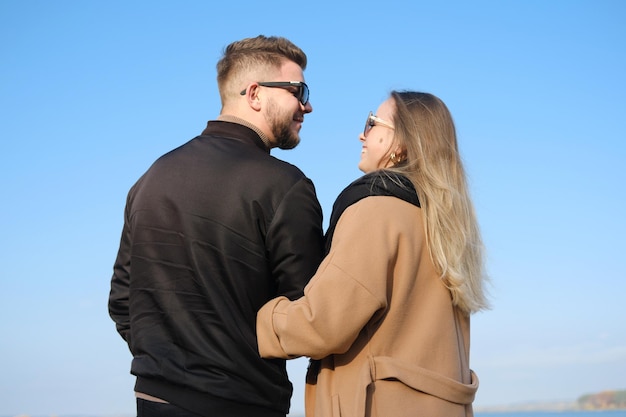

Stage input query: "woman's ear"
[{"left": 395, "top": 147, "right": 407, "bottom": 162}]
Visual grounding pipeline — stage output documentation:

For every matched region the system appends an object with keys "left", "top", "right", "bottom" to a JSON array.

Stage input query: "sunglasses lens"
[
  {"left": 364, "top": 112, "right": 373, "bottom": 136},
  {"left": 300, "top": 84, "right": 309, "bottom": 105}
]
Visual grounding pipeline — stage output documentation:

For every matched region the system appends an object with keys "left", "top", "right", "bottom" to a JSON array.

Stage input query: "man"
[{"left": 108, "top": 35, "right": 324, "bottom": 417}]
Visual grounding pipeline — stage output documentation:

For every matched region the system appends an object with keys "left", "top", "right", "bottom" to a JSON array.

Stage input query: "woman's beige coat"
[{"left": 257, "top": 196, "right": 478, "bottom": 417}]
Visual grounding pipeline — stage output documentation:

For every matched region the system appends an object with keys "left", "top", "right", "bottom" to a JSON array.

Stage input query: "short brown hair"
[{"left": 216, "top": 35, "right": 307, "bottom": 103}]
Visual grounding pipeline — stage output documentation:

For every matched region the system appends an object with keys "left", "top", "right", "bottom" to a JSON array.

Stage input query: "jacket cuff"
[{"left": 257, "top": 296, "right": 291, "bottom": 359}]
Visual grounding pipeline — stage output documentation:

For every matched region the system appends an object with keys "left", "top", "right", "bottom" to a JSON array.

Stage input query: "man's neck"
[{"left": 217, "top": 115, "right": 271, "bottom": 149}]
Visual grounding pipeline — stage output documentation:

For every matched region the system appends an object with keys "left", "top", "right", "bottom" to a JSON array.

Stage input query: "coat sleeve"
[
  {"left": 108, "top": 199, "right": 133, "bottom": 345},
  {"left": 257, "top": 197, "right": 396, "bottom": 359},
  {"left": 265, "top": 177, "right": 324, "bottom": 300}
]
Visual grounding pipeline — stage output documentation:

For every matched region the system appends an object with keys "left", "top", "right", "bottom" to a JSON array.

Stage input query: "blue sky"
[{"left": 1, "top": 1, "right": 625, "bottom": 415}]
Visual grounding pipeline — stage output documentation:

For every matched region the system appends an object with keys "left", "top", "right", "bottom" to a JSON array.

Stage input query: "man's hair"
[{"left": 216, "top": 35, "right": 307, "bottom": 104}]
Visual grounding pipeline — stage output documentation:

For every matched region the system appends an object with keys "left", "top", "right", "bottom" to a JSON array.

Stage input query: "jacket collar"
[{"left": 201, "top": 118, "right": 271, "bottom": 153}]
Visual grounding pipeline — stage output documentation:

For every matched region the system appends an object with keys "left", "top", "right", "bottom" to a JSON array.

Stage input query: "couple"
[{"left": 108, "top": 35, "right": 490, "bottom": 417}]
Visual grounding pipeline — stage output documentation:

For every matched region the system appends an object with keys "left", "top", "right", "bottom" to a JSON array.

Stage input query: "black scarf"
[{"left": 324, "top": 171, "right": 421, "bottom": 254}]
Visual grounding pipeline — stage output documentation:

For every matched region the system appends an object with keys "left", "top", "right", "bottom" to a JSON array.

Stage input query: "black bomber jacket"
[{"left": 109, "top": 120, "right": 324, "bottom": 416}]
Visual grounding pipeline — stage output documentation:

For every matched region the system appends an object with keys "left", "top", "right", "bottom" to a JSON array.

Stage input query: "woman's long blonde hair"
[{"left": 388, "top": 91, "right": 490, "bottom": 315}]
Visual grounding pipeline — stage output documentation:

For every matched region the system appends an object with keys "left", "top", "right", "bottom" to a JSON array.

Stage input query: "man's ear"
[{"left": 247, "top": 84, "right": 262, "bottom": 111}]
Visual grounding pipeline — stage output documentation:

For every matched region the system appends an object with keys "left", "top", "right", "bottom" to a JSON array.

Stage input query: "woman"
[{"left": 256, "top": 91, "right": 490, "bottom": 417}]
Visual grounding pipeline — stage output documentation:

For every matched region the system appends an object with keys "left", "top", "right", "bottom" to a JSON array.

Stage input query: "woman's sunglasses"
[{"left": 364, "top": 111, "right": 395, "bottom": 137}]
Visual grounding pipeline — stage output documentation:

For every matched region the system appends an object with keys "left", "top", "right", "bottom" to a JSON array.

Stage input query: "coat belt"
[{"left": 370, "top": 356, "right": 478, "bottom": 404}]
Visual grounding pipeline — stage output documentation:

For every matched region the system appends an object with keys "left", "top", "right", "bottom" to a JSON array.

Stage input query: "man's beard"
[{"left": 266, "top": 100, "right": 301, "bottom": 150}]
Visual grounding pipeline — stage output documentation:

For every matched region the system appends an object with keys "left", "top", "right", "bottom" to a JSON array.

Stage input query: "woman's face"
[{"left": 358, "top": 98, "right": 397, "bottom": 173}]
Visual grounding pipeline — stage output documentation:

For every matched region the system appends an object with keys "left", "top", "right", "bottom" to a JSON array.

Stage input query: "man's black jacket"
[{"left": 109, "top": 121, "right": 324, "bottom": 416}]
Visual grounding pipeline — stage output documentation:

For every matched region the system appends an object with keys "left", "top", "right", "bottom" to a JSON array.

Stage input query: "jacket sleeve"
[
  {"left": 108, "top": 200, "right": 132, "bottom": 345},
  {"left": 257, "top": 197, "right": 395, "bottom": 359},
  {"left": 265, "top": 177, "right": 324, "bottom": 300}
]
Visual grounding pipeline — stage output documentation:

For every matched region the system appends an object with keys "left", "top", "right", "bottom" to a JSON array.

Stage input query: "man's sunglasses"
[{"left": 240, "top": 81, "right": 310, "bottom": 106}]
